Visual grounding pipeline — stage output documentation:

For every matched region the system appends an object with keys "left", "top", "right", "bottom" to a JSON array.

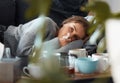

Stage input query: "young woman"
[{"left": 4, "top": 16, "right": 89, "bottom": 58}]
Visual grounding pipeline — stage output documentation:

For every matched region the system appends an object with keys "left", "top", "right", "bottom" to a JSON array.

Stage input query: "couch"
[
  {"left": 0, "top": 0, "right": 35, "bottom": 26},
  {"left": 0, "top": 0, "right": 32, "bottom": 43}
]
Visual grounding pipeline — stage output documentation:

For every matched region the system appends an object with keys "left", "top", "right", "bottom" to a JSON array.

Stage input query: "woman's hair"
[
  {"left": 60, "top": 16, "right": 90, "bottom": 39},
  {"left": 60, "top": 16, "right": 89, "bottom": 29}
]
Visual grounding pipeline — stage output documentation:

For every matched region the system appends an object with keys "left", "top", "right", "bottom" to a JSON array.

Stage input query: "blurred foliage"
[
  {"left": 82, "top": 0, "right": 120, "bottom": 53},
  {"left": 25, "top": 0, "right": 52, "bottom": 64},
  {"left": 18, "top": 55, "right": 68, "bottom": 83},
  {"left": 29, "top": 21, "right": 46, "bottom": 63},
  {"left": 97, "top": 37, "right": 106, "bottom": 53},
  {"left": 82, "top": 0, "right": 111, "bottom": 35},
  {"left": 25, "top": 0, "right": 52, "bottom": 18},
  {"left": 17, "top": 0, "right": 68, "bottom": 83}
]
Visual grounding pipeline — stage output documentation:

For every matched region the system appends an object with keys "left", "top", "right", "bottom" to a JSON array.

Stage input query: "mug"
[
  {"left": 69, "top": 49, "right": 88, "bottom": 72},
  {"left": 92, "top": 53, "right": 109, "bottom": 73},
  {"left": 23, "top": 63, "right": 44, "bottom": 79},
  {"left": 76, "top": 57, "right": 98, "bottom": 74},
  {"left": 69, "top": 48, "right": 88, "bottom": 58},
  {"left": 0, "top": 42, "right": 4, "bottom": 59},
  {"left": 58, "top": 52, "right": 75, "bottom": 77}
]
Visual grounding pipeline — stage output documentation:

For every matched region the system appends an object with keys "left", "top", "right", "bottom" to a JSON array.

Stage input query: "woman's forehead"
[{"left": 64, "top": 22, "right": 84, "bottom": 28}]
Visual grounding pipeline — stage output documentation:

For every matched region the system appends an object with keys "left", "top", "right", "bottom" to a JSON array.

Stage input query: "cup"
[
  {"left": 69, "top": 49, "right": 88, "bottom": 73},
  {"left": 92, "top": 53, "right": 109, "bottom": 73},
  {"left": 69, "top": 48, "right": 88, "bottom": 58},
  {"left": 0, "top": 42, "right": 4, "bottom": 60},
  {"left": 23, "top": 63, "right": 44, "bottom": 79},
  {"left": 76, "top": 57, "right": 98, "bottom": 74},
  {"left": 59, "top": 53, "right": 75, "bottom": 77}
]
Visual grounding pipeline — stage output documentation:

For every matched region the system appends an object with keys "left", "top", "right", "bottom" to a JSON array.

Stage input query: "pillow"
[{"left": 84, "top": 15, "right": 94, "bottom": 22}]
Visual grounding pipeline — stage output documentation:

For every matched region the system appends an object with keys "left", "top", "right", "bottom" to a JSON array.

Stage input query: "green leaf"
[
  {"left": 97, "top": 37, "right": 106, "bottom": 53},
  {"left": 25, "top": 0, "right": 52, "bottom": 18}
]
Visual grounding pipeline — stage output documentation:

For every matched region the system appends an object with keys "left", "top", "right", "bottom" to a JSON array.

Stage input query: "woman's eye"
[{"left": 69, "top": 27, "right": 74, "bottom": 32}]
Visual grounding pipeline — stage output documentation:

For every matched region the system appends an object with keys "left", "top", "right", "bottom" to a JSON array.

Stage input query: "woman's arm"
[{"left": 16, "top": 17, "right": 59, "bottom": 57}]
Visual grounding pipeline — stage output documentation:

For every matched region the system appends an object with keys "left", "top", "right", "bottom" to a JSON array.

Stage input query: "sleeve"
[{"left": 16, "top": 16, "right": 58, "bottom": 57}]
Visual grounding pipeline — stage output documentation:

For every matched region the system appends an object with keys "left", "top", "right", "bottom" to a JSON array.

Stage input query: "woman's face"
[{"left": 58, "top": 22, "right": 86, "bottom": 46}]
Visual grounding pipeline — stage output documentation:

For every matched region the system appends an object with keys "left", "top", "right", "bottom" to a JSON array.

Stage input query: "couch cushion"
[
  {"left": 0, "top": 0, "right": 16, "bottom": 26},
  {"left": 15, "top": 0, "right": 29, "bottom": 25},
  {"left": 15, "top": 0, "right": 37, "bottom": 25},
  {"left": 48, "top": 0, "right": 88, "bottom": 26}
]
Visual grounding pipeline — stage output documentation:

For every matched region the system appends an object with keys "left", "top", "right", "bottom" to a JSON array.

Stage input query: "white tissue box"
[{"left": 0, "top": 58, "right": 21, "bottom": 83}]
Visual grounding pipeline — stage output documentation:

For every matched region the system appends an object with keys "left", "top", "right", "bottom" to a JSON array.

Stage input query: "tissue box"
[{"left": 0, "top": 58, "right": 21, "bottom": 83}]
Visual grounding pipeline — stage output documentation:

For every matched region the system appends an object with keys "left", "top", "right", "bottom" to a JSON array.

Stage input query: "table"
[
  {"left": 71, "top": 69, "right": 111, "bottom": 80},
  {"left": 69, "top": 68, "right": 113, "bottom": 83},
  {"left": 18, "top": 67, "right": 113, "bottom": 83}
]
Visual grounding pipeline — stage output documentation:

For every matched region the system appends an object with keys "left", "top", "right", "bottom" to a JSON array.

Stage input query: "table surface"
[
  {"left": 21, "top": 67, "right": 111, "bottom": 81},
  {"left": 70, "top": 68, "right": 111, "bottom": 80}
]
